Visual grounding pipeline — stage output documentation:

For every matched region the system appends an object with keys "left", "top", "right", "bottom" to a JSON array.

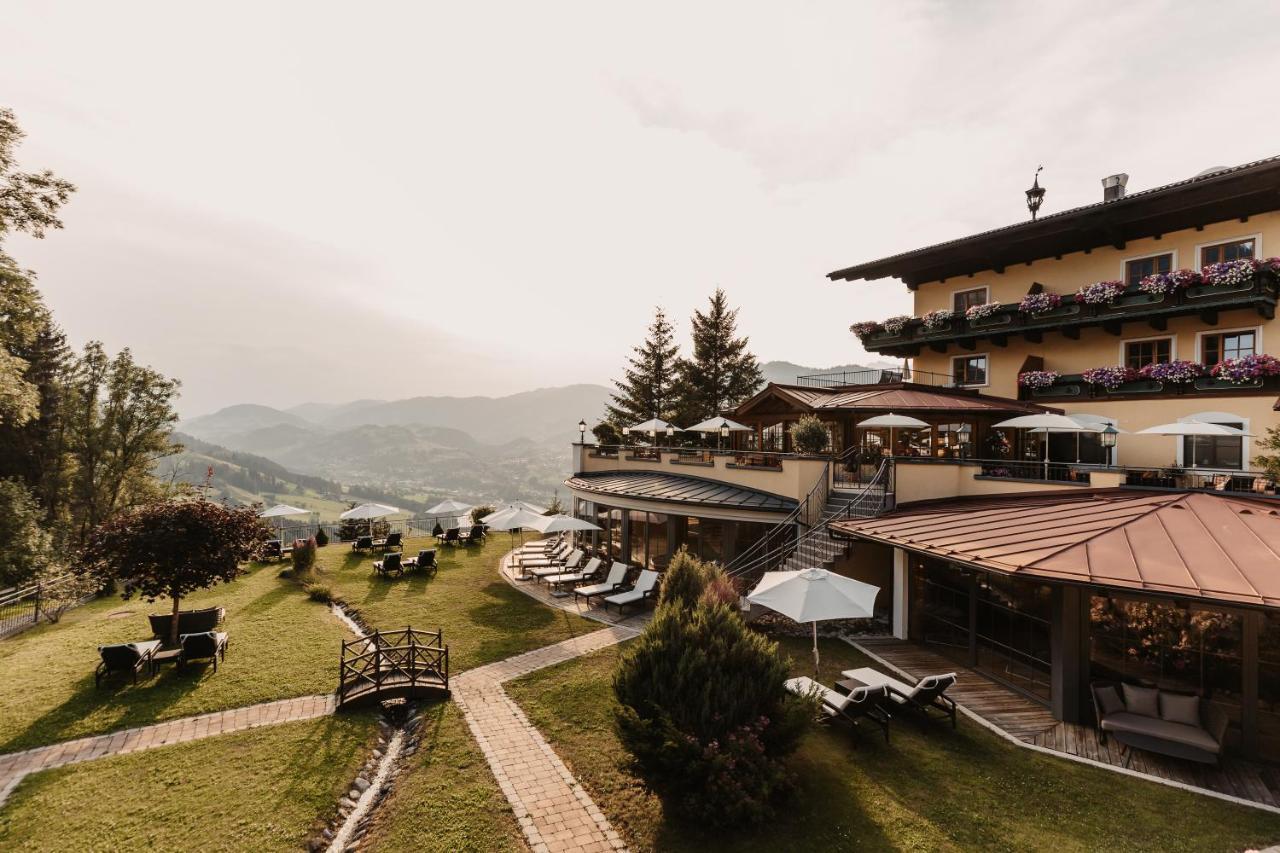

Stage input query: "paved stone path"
[
  {"left": 0, "top": 693, "right": 335, "bottom": 806},
  {"left": 454, "top": 625, "right": 639, "bottom": 853}
]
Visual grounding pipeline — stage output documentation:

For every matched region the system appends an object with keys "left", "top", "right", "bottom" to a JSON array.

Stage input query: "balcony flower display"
[
  {"left": 882, "top": 315, "right": 912, "bottom": 335},
  {"left": 1017, "top": 370, "right": 1060, "bottom": 390},
  {"left": 964, "top": 301, "right": 1001, "bottom": 321},
  {"left": 920, "top": 308, "right": 954, "bottom": 330},
  {"left": 849, "top": 321, "right": 879, "bottom": 338},
  {"left": 1210, "top": 353, "right": 1280, "bottom": 384},
  {"left": 1138, "top": 360, "right": 1204, "bottom": 384},
  {"left": 1201, "top": 258, "right": 1259, "bottom": 287},
  {"left": 1017, "top": 292, "right": 1061, "bottom": 314},
  {"left": 1075, "top": 280, "right": 1126, "bottom": 304},
  {"left": 1169, "top": 268, "right": 1202, "bottom": 289},
  {"left": 1081, "top": 365, "right": 1137, "bottom": 390},
  {"left": 1262, "top": 256, "right": 1280, "bottom": 273}
]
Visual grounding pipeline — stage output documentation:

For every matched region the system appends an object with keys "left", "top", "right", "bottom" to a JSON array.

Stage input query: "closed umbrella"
[
  {"left": 857, "top": 413, "right": 930, "bottom": 457},
  {"left": 1136, "top": 420, "right": 1251, "bottom": 468},
  {"left": 748, "top": 568, "right": 879, "bottom": 676}
]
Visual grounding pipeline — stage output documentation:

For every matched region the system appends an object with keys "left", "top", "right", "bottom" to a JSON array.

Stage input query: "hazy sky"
[{"left": 5, "top": 1, "right": 1280, "bottom": 416}]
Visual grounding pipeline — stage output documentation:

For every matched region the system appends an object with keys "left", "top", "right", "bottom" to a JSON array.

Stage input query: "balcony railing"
[
  {"left": 1022, "top": 372, "right": 1280, "bottom": 402},
  {"left": 1122, "top": 465, "right": 1278, "bottom": 497},
  {"left": 588, "top": 444, "right": 803, "bottom": 470},
  {"left": 794, "top": 366, "right": 956, "bottom": 389},
  {"left": 858, "top": 271, "right": 1278, "bottom": 356}
]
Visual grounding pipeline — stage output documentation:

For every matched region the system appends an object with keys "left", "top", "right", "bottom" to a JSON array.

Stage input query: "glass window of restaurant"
[
  {"left": 1258, "top": 613, "right": 1280, "bottom": 761},
  {"left": 1090, "top": 594, "right": 1243, "bottom": 747},
  {"left": 627, "top": 510, "right": 670, "bottom": 570},
  {"left": 685, "top": 517, "right": 727, "bottom": 564}
]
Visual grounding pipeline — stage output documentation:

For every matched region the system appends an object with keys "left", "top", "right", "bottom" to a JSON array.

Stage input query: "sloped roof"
[
  {"left": 831, "top": 490, "right": 1280, "bottom": 607},
  {"left": 565, "top": 471, "right": 797, "bottom": 513},
  {"left": 735, "top": 382, "right": 1053, "bottom": 418}
]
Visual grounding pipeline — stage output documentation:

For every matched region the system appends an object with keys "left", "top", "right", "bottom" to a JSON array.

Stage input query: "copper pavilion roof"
[{"left": 832, "top": 490, "right": 1280, "bottom": 608}]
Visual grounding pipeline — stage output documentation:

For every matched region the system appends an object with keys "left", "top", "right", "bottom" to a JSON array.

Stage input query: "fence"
[
  {"left": 0, "top": 573, "right": 97, "bottom": 640},
  {"left": 266, "top": 512, "right": 489, "bottom": 545}
]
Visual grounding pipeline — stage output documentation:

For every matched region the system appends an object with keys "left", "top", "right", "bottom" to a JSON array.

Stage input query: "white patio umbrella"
[
  {"left": 425, "top": 499, "right": 474, "bottom": 530},
  {"left": 1027, "top": 414, "right": 1129, "bottom": 464},
  {"left": 687, "top": 416, "right": 752, "bottom": 450},
  {"left": 340, "top": 502, "right": 400, "bottom": 537},
  {"left": 533, "top": 514, "right": 602, "bottom": 535},
  {"left": 628, "top": 418, "right": 682, "bottom": 445},
  {"left": 994, "top": 413, "right": 1098, "bottom": 476},
  {"left": 856, "top": 413, "right": 930, "bottom": 457},
  {"left": 481, "top": 506, "right": 547, "bottom": 549},
  {"left": 1136, "top": 420, "right": 1252, "bottom": 468},
  {"left": 259, "top": 504, "right": 310, "bottom": 543},
  {"left": 748, "top": 568, "right": 879, "bottom": 676},
  {"left": 487, "top": 500, "right": 548, "bottom": 516}
]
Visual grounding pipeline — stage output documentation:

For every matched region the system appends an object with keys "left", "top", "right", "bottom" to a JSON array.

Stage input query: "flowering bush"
[
  {"left": 882, "top": 315, "right": 912, "bottom": 335},
  {"left": 920, "top": 309, "right": 954, "bottom": 330},
  {"left": 1081, "top": 365, "right": 1137, "bottom": 390},
  {"left": 1076, "top": 280, "right": 1126, "bottom": 305},
  {"left": 964, "top": 301, "right": 1001, "bottom": 321},
  {"left": 1138, "top": 360, "right": 1204, "bottom": 384},
  {"left": 1017, "top": 370, "right": 1060, "bottom": 390},
  {"left": 1210, "top": 354, "right": 1280, "bottom": 384},
  {"left": 1201, "top": 258, "right": 1259, "bottom": 287},
  {"left": 849, "top": 321, "right": 879, "bottom": 338},
  {"left": 1018, "top": 292, "right": 1061, "bottom": 314}
]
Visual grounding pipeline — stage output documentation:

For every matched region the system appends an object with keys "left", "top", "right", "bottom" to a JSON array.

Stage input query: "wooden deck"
[{"left": 856, "top": 639, "right": 1280, "bottom": 810}]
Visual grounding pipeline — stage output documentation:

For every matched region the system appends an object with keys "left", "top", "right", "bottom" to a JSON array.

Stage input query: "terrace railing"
[
  {"left": 1122, "top": 465, "right": 1278, "bottom": 497},
  {"left": 794, "top": 366, "right": 954, "bottom": 389}
]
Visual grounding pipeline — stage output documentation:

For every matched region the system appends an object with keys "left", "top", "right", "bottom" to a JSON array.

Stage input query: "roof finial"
[{"left": 1025, "top": 165, "right": 1046, "bottom": 221}]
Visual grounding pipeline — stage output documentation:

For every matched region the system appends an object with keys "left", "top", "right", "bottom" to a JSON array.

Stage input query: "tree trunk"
[{"left": 169, "top": 590, "right": 182, "bottom": 648}]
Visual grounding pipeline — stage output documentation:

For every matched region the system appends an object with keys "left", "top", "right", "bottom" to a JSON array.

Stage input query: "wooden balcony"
[
  {"left": 861, "top": 271, "right": 1277, "bottom": 357},
  {"left": 1020, "top": 372, "right": 1280, "bottom": 403}
]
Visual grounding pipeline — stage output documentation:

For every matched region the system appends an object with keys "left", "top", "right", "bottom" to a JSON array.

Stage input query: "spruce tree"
[
  {"left": 605, "top": 308, "right": 680, "bottom": 427},
  {"left": 673, "top": 289, "right": 763, "bottom": 425}
]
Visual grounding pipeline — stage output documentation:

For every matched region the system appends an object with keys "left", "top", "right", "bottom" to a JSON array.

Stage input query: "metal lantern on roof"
[{"left": 1026, "top": 165, "right": 1046, "bottom": 221}]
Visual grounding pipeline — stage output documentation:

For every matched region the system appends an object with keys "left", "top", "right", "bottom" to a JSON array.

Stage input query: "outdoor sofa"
[
  {"left": 148, "top": 606, "right": 224, "bottom": 643},
  {"left": 179, "top": 631, "right": 229, "bottom": 672},
  {"left": 785, "top": 675, "right": 891, "bottom": 742},
  {"left": 1091, "top": 680, "right": 1228, "bottom": 765},
  {"left": 96, "top": 640, "right": 161, "bottom": 687},
  {"left": 842, "top": 667, "right": 958, "bottom": 729}
]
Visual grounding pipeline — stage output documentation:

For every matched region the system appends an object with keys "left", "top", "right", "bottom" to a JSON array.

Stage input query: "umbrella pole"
[{"left": 812, "top": 621, "right": 820, "bottom": 679}]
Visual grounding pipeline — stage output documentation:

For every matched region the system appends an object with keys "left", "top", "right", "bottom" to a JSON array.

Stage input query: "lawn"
[
  {"left": 316, "top": 534, "right": 597, "bottom": 672},
  {"left": 0, "top": 712, "right": 378, "bottom": 852},
  {"left": 0, "top": 562, "right": 349, "bottom": 751},
  {"left": 506, "top": 636, "right": 1280, "bottom": 853},
  {"left": 359, "top": 702, "right": 524, "bottom": 852}
]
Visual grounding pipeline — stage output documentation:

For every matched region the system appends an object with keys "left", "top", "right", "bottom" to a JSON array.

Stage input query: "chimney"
[{"left": 1102, "top": 173, "right": 1128, "bottom": 202}]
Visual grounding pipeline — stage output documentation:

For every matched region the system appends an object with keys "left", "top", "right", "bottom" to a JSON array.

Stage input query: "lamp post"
[
  {"left": 1100, "top": 424, "right": 1119, "bottom": 467},
  {"left": 578, "top": 419, "right": 586, "bottom": 444},
  {"left": 1026, "top": 165, "right": 1046, "bottom": 221}
]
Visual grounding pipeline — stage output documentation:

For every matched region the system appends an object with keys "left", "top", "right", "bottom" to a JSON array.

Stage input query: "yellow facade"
[{"left": 908, "top": 212, "right": 1279, "bottom": 467}]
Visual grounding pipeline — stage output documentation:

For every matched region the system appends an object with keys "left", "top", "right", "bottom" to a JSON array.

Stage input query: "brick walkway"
[
  {"left": 454, "top": 625, "right": 639, "bottom": 853},
  {"left": 0, "top": 693, "right": 335, "bottom": 806}
]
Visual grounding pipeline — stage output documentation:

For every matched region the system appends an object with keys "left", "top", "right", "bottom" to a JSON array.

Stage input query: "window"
[
  {"left": 953, "top": 287, "right": 988, "bottom": 313},
  {"left": 1124, "top": 253, "right": 1172, "bottom": 286},
  {"left": 1201, "top": 238, "right": 1256, "bottom": 266},
  {"left": 1124, "top": 338, "right": 1172, "bottom": 370},
  {"left": 1183, "top": 421, "right": 1244, "bottom": 469},
  {"left": 952, "top": 354, "right": 987, "bottom": 387},
  {"left": 1202, "top": 330, "right": 1257, "bottom": 366}
]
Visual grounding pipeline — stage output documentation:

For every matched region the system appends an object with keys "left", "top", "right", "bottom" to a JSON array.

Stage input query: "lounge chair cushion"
[
  {"left": 1094, "top": 684, "right": 1125, "bottom": 717},
  {"left": 1100, "top": 711, "right": 1220, "bottom": 754},
  {"left": 1122, "top": 683, "right": 1160, "bottom": 718},
  {"left": 1160, "top": 692, "right": 1201, "bottom": 727},
  {"left": 842, "top": 666, "right": 914, "bottom": 700}
]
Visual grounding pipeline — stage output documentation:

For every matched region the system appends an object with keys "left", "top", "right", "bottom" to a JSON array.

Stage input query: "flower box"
[
  {"left": 1194, "top": 376, "right": 1263, "bottom": 391},
  {"left": 1025, "top": 304, "right": 1081, "bottom": 321},
  {"left": 1031, "top": 384, "right": 1082, "bottom": 398},
  {"left": 969, "top": 312, "right": 1012, "bottom": 329},
  {"left": 1102, "top": 292, "right": 1166, "bottom": 312},
  {"left": 1186, "top": 280, "right": 1255, "bottom": 299},
  {"left": 1103, "top": 380, "right": 1164, "bottom": 395}
]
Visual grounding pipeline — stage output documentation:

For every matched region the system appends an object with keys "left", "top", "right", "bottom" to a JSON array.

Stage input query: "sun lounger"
[
  {"left": 527, "top": 550, "right": 585, "bottom": 579},
  {"left": 574, "top": 562, "right": 630, "bottom": 604},
  {"left": 404, "top": 549, "right": 437, "bottom": 576},
  {"left": 352, "top": 535, "right": 373, "bottom": 552},
  {"left": 603, "top": 570, "right": 660, "bottom": 613},
  {"left": 96, "top": 639, "right": 162, "bottom": 687},
  {"left": 521, "top": 544, "right": 574, "bottom": 568},
  {"left": 543, "top": 557, "right": 602, "bottom": 589},
  {"left": 785, "top": 676, "right": 891, "bottom": 742},
  {"left": 519, "top": 536, "right": 561, "bottom": 553},
  {"left": 374, "top": 552, "right": 403, "bottom": 577},
  {"left": 261, "top": 539, "right": 284, "bottom": 561},
  {"left": 842, "top": 667, "right": 958, "bottom": 729},
  {"left": 441, "top": 528, "right": 461, "bottom": 546},
  {"left": 375, "top": 532, "right": 402, "bottom": 553},
  {"left": 179, "top": 631, "right": 229, "bottom": 672}
]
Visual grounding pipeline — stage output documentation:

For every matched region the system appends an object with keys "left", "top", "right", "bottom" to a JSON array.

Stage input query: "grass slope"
[
  {"left": 0, "top": 564, "right": 348, "bottom": 751},
  {"left": 506, "top": 637, "right": 1280, "bottom": 853},
  {"left": 318, "top": 534, "right": 596, "bottom": 672},
  {"left": 0, "top": 713, "right": 377, "bottom": 852},
  {"left": 360, "top": 702, "right": 523, "bottom": 852}
]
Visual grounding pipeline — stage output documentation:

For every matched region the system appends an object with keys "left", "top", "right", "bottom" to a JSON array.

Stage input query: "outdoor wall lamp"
[
  {"left": 1026, "top": 165, "right": 1046, "bottom": 221},
  {"left": 1100, "top": 424, "right": 1119, "bottom": 449},
  {"left": 719, "top": 420, "right": 730, "bottom": 440}
]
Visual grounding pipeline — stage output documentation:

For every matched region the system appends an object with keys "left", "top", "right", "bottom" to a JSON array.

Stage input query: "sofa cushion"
[
  {"left": 1094, "top": 685, "right": 1124, "bottom": 717},
  {"left": 1100, "top": 712, "right": 1221, "bottom": 753},
  {"left": 1160, "top": 692, "right": 1201, "bottom": 727},
  {"left": 1122, "top": 683, "right": 1160, "bottom": 718}
]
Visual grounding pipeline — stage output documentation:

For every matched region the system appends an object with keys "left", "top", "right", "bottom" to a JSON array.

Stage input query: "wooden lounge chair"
[
  {"left": 785, "top": 676, "right": 891, "bottom": 742},
  {"left": 179, "top": 631, "right": 228, "bottom": 672},
  {"left": 96, "top": 640, "right": 161, "bottom": 687},
  {"left": 603, "top": 570, "right": 660, "bottom": 613},
  {"left": 574, "top": 562, "right": 629, "bottom": 604},
  {"left": 352, "top": 535, "right": 373, "bottom": 552},
  {"left": 543, "top": 557, "right": 602, "bottom": 590},
  {"left": 373, "top": 552, "right": 404, "bottom": 577},
  {"left": 404, "top": 549, "right": 438, "bottom": 577},
  {"left": 842, "top": 667, "right": 958, "bottom": 729}
]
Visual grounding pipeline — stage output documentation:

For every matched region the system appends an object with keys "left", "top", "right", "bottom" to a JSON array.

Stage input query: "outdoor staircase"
[{"left": 779, "top": 487, "right": 887, "bottom": 573}]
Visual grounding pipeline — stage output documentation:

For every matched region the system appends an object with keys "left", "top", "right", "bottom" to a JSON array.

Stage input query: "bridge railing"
[{"left": 338, "top": 626, "right": 449, "bottom": 707}]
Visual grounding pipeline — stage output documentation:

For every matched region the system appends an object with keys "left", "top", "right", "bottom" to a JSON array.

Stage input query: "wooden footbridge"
[{"left": 337, "top": 627, "right": 450, "bottom": 708}]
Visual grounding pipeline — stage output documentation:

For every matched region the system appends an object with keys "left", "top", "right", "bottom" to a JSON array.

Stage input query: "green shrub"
[
  {"left": 613, "top": 554, "right": 811, "bottom": 828},
  {"left": 313, "top": 527, "right": 329, "bottom": 547},
  {"left": 291, "top": 537, "right": 317, "bottom": 574},
  {"left": 0, "top": 478, "right": 51, "bottom": 588},
  {"left": 790, "top": 415, "right": 829, "bottom": 455},
  {"left": 592, "top": 422, "right": 622, "bottom": 446},
  {"left": 432, "top": 521, "right": 444, "bottom": 537},
  {"left": 471, "top": 505, "right": 495, "bottom": 525},
  {"left": 303, "top": 582, "right": 333, "bottom": 603}
]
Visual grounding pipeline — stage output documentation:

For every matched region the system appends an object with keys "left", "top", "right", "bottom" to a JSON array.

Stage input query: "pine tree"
[
  {"left": 605, "top": 308, "right": 680, "bottom": 427},
  {"left": 671, "top": 289, "right": 763, "bottom": 425}
]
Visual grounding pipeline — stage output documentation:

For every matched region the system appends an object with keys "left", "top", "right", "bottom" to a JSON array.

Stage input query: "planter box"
[
  {"left": 1193, "top": 376, "right": 1264, "bottom": 391},
  {"left": 969, "top": 313, "right": 1013, "bottom": 329},
  {"left": 1103, "top": 292, "right": 1166, "bottom": 312},
  {"left": 918, "top": 321, "right": 955, "bottom": 337},
  {"left": 1032, "top": 384, "right": 1083, "bottom": 398},
  {"left": 1104, "top": 380, "right": 1164, "bottom": 395},
  {"left": 1187, "top": 281, "right": 1254, "bottom": 299},
  {"left": 1026, "top": 304, "right": 1082, "bottom": 322}
]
